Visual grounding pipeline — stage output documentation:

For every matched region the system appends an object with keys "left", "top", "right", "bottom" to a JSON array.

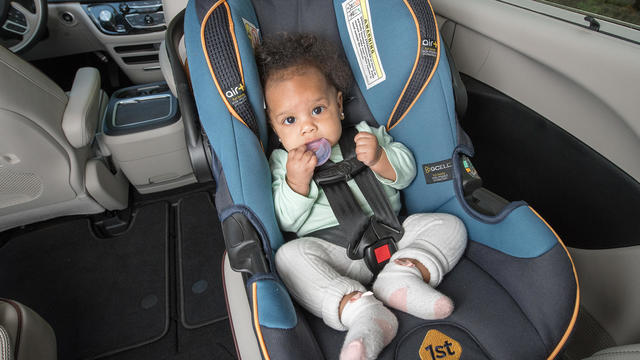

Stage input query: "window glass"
[{"left": 535, "top": 0, "right": 640, "bottom": 27}]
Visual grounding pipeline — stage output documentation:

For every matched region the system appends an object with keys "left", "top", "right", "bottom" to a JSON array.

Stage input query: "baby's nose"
[{"left": 301, "top": 119, "right": 317, "bottom": 134}]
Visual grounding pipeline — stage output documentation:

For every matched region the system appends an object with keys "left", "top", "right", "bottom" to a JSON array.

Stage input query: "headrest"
[
  {"left": 185, "top": 0, "right": 460, "bottom": 250},
  {"left": 254, "top": 0, "right": 459, "bottom": 212}
]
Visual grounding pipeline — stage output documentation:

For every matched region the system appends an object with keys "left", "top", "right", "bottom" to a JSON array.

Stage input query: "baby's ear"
[{"left": 337, "top": 91, "right": 344, "bottom": 116}]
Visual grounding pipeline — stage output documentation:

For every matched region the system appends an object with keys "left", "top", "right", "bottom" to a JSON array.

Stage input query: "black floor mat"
[
  {"left": 0, "top": 202, "right": 169, "bottom": 359},
  {"left": 103, "top": 319, "right": 237, "bottom": 360},
  {"left": 177, "top": 192, "right": 227, "bottom": 328}
]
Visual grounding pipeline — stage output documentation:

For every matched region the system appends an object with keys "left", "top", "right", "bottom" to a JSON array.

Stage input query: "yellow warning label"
[
  {"left": 342, "top": 0, "right": 386, "bottom": 89},
  {"left": 419, "top": 330, "right": 462, "bottom": 360},
  {"left": 242, "top": 18, "right": 260, "bottom": 50}
]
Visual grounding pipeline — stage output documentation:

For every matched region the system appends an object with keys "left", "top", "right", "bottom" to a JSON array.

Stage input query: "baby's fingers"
[
  {"left": 288, "top": 146, "right": 306, "bottom": 160},
  {"left": 355, "top": 132, "right": 379, "bottom": 148},
  {"left": 305, "top": 151, "right": 318, "bottom": 167},
  {"left": 354, "top": 132, "right": 376, "bottom": 143}
]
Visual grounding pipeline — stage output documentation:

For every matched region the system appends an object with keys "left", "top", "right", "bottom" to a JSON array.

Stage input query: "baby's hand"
[
  {"left": 354, "top": 132, "right": 382, "bottom": 167},
  {"left": 286, "top": 145, "right": 317, "bottom": 196}
]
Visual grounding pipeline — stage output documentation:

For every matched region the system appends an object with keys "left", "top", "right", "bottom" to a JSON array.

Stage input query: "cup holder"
[
  {"left": 104, "top": 82, "right": 179, "bottom": 136},
  {"left": 113, "top": 82, "right": 170, "bottom": 99}
]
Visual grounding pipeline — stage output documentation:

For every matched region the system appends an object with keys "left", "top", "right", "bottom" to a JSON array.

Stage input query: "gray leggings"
[{"left": 275, "top": 213, "right": 467, "bottom": 330}]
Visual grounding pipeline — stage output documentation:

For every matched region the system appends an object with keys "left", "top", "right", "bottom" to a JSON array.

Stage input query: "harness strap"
[
  {"left": 310, "top": 126, "right": 403, "bottom": 273},
  {"left": 314, "top": 175, "right": 371, "bottom": 250},
  {"left": 338, "top": 127, "right": 403, "bottom": 234}
]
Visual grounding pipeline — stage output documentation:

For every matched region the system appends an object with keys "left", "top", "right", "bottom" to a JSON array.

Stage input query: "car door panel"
[
  {"left": 432, "top": 0, "right": 640, "bottom": 347},
  {"left": 433, "top": 0, "right": 640, "bottom": 181}
]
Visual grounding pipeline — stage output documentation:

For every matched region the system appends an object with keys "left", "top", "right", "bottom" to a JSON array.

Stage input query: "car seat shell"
[{"left": 182, "top": 0, "right": 579, "bottom": 358}]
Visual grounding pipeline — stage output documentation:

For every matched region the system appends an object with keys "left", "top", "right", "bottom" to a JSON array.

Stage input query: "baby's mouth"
[{"left": 305, "top": 138, "right": 322, "bottom": 146}]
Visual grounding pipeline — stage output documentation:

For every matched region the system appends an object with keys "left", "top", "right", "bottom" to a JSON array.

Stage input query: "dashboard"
[{"left": 21, "top": 0, "right": 169, "bottom": 84}]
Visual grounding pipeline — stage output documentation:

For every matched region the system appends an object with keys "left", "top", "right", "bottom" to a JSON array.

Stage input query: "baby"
[{"left": 257, "top": 34, "right": 467, "bottom": 360}]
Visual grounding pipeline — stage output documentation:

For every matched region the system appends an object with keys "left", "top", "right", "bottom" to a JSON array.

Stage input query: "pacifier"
[{"left": 306, "top": 138, "right": 331, "bottom": 166}]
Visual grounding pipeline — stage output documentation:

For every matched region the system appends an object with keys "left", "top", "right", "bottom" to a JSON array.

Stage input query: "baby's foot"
[
  {"left": 339, "top": 291, "right": 398, "bottom": 360},
  {"left": 373, "top": 259, "right": 454, "bottom": 320}
]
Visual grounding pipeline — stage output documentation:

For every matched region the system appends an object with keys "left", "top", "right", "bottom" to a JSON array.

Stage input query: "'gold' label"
[{"left": 419, "top": 329, "right": 462, "bottom": 360}]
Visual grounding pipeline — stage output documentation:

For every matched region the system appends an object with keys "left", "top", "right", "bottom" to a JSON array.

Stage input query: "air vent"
[
  {"left": 114, "top": 43, "right": 160, "bottom": 53},
  {"left": 122, "top": 54, "right": 159, "bottom": 65}
]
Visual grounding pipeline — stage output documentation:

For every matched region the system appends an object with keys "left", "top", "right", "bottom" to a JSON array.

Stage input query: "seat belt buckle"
[{"left": 363, "top": 239, "right": 397, "bottom": 274}]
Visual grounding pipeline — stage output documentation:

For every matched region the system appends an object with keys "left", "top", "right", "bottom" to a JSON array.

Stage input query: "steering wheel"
[{"left": 0, "top": 0, "right": 47, "bottom": 53}]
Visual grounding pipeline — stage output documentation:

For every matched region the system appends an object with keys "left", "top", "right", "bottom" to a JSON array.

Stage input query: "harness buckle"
[{"left": 347, "top": 218, "right": 402, "bottom": 274}]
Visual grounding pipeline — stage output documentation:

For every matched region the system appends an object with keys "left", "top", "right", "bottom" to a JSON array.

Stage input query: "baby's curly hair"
[{"left": 256, "top": 33, "right": 352, "bottom": 94}]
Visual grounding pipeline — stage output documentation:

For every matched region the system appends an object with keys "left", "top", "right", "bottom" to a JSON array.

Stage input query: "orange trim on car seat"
[
  {"left": 200, "top": 0, "right": 252, "bottom": 131},
  {"left": 252, "top": 282, "right": 271, "bottom": 360},
  {"left": 529, "top": 206, "right": 580, "bottom": 360},
  {"left": 386, "top": 0, "right": 441, "bottom": 131},
  {"left": 184, "top": 58, "right": 191, "bottom": 79}
]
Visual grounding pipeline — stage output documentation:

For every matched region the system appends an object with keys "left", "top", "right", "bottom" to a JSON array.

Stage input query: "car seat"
[
  {"left": 177, "top": 0, "right": 580, "bottom": 358},
  {"left": 0, "top": 299, "right": 56, "bottom": 360}
]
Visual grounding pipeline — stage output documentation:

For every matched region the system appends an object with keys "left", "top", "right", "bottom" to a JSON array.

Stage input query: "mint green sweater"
[{"left": 269, "top": 121, "right": 417, "bottom": 236}]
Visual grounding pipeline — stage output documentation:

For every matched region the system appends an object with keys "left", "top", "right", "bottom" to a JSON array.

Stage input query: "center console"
[{"left": 98, "top": 82, "right": 197, "bottom": 194}]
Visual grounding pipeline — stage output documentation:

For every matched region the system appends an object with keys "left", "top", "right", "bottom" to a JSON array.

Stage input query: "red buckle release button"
[{"left": 374, "top": 244, "right": 391, "bottom": 263}]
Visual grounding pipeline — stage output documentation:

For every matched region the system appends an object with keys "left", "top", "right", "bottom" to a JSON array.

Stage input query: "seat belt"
[{"left": 310, "top": 127, "right": 404, "bottom": 274}]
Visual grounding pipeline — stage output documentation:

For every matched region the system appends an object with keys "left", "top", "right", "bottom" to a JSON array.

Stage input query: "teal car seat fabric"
[
  {"left": 185, "top": 0, "right": 284, "bottom": 257},
  {"left": 184, "top": 0, "right": 579, "bottom": 358}
]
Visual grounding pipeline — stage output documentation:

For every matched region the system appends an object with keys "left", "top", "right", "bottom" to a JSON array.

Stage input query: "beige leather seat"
[
  {"left": 0, "top": 299, "right": 56, "bottom": 360},
  {"left": 0, "top": 45, "right": 129, "bottom": 231},
  {"left": 583, "top": 344, "right": 640, "bottom": 360}
]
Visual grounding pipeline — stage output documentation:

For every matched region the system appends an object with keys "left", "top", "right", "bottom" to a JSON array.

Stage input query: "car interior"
[{"left": 0, "top": 0, "right": 638, "bottom": 359}]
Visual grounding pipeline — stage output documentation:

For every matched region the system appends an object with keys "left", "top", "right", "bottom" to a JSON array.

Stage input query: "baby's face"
[{"left": 265, "top": 66, "right": 343, "bottom": 151}]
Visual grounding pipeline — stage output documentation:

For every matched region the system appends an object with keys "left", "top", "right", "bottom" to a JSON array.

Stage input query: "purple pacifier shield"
[{"left": 306, "top": 138, "right": 331, "bottom": 166}]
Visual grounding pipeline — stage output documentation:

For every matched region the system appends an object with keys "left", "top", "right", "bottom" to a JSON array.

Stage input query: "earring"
[
  {"left": 340, "top": 112, "right": 345, "bottom": 120},
  {"left": 278, "top": 138, "right": 281, "bottom": 142}
]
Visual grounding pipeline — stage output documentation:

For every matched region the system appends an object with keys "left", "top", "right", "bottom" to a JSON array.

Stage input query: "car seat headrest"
[{"left": 251, "top": 0, "right": 377, "bottom": 129}]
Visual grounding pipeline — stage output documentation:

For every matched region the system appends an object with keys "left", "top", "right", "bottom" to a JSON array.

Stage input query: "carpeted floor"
[{"left": 0, "top": 183, "right": 236, "bottom": 359}]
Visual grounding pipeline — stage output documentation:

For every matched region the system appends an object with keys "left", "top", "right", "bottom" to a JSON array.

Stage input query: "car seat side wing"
[{"left": 185, "top": 0, "right": 284, "bottom": 252}]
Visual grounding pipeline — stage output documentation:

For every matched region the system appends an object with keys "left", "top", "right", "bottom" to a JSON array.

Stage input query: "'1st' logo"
[{"left": 419, "top": 330, "right": 462, "bottom": 360}]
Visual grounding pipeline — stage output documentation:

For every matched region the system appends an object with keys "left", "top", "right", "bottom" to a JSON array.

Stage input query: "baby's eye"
[
  {"left": 312, "top": 106, "right": 325, "bottom": 115},
  {"left": 283, "top": 116, "right": 296, "bottom": 125}
]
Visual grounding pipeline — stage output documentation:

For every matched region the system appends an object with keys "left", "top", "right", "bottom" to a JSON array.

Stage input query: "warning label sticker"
[
  {"left": 242, "top": 18, "right": 261, "bottom": 50},
  {"left": 342, "top": 0, "right": 386, "bottom": 89}
]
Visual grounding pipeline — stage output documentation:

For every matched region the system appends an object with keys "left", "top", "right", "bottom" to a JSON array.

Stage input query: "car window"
[
  {"left": 537, "top": 0, "right": 640, "bottom": 27},
  {"left": 500, "top": 0, "right": 640, "bottom": 44}
]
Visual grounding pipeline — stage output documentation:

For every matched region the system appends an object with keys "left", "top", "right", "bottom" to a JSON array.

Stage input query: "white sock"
[
  {"left": 339, "top": 291, "right": 398, "bottom": 360},
  {"left": 373, "top": 259, "right": 454, "bottom": 320}
]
